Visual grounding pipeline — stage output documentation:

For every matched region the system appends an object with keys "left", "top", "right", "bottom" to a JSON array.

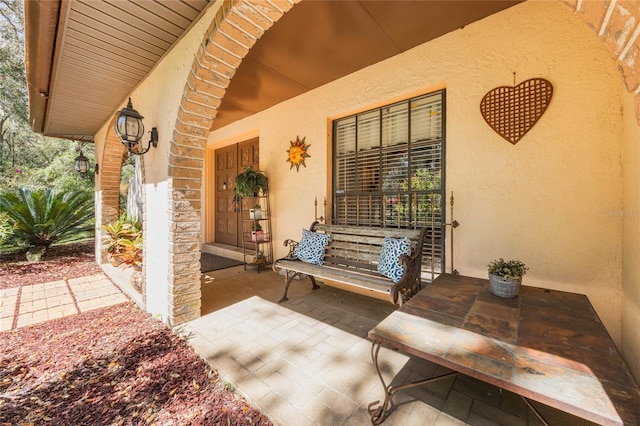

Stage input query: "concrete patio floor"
[
  {"left": 182, "top": 265, "right": 595, "bottom": 426},
  {"left": 1, "top": 259, "right": 597, "bottom": 425}
]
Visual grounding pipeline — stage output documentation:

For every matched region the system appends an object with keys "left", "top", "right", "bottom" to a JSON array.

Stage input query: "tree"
[
  {"left": 0, "top": 188, "right": 94, "bottom": 258},
  {"left": 0, "top": 0, "right": 28, "bottom": 166},
  {"left": 0, "top": 0, "right": 27, "bottom": 123},
  {"left": 0, "top": 0, "right": 95, "bottom": 194}
]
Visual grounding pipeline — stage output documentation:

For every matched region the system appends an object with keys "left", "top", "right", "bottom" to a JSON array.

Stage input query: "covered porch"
[
  {"left": 185, "top": 264, "right": 589, "bottom": 425},
  {"left": 24, "top": 0, "right": 640, "bottom": 397}
]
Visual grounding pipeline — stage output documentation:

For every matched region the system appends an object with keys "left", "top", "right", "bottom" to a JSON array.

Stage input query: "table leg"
[
  {"left": 522, "top": 396, "right": 550, "bottom": 426},
  {"left": 367, "top": 341, "right": 458, "bottom": 425}
]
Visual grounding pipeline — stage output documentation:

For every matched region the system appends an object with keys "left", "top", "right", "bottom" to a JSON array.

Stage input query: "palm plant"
[{"left": 0, "top": 188, "right": 94, "bottom": 259}]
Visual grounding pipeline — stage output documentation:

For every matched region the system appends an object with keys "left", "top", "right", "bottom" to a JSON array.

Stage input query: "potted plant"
[
  {"left": 234, "top": 166, "right": 268, "bottom": 198},
  {"left": 101, "top": 215, "right": 141, "bottom": 267},
  {"left": 487, "top": 258, "right": 528, "bottom": 298},
  {"left": 119, "top": 234, "right": 144, "bottom": 293},
  {"left": 251, "top": 222, "right": 264, "bottom": 242},
  {"left": 119, "top": 234, "right": 143, "bottom": 270},
  {"left": 249, "top": 204, "right": 262, "bottom": 219},
  {"left": 252, "top": 250, "right": 266, "bottom": 265}
]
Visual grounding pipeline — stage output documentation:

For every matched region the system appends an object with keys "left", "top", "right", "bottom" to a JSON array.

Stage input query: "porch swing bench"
[{"left": 273, "top": 222, "right": 428, "bottom": 305}]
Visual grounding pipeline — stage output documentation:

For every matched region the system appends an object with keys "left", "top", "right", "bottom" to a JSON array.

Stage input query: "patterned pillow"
[
  {"left": 294, "top": 229, "right": 330, "bottom": 265},
  {"left": 377, "top": 237, "right": 412, "bottom": 283}
]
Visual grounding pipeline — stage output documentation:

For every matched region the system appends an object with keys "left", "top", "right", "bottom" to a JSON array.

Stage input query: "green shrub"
[
  {"left": 0, "top": 188, "right": 94, "bottom": 256},
  {"left": 0, "top": 212, "right": 13, "bottom": 246}
]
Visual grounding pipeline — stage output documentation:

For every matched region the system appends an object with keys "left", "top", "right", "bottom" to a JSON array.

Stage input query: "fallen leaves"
[
  {"left": 0, "top": 241, "right": 273, "bottom": 425},
  {"left": 0, "top": 240, "right": 102, "bottom": 289},
  {"left": 1, "top": 303, "right": 272, "bottom": 425}
]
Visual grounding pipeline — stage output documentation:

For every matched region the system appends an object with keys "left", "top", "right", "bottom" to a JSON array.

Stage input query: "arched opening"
[
  {"left": 161, "top": 0, "right": 640, "bottom": 328},
  {"left": 152, "top": 0, "right": 640, "bottom": 385},
  {"left": 96, "top": 123, "right": 127, "bottom": 263}
]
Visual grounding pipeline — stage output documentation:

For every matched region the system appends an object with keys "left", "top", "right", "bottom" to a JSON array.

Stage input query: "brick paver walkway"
[{"left": 0, "top": 273, "right": 128, "bottom": 332}]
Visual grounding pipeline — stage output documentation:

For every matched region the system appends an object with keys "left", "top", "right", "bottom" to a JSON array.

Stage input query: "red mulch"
[
  {"left": 0, "top": 242, "right": 272, "bottom": 425},
  {"left": 0, "top": 240, "right": 103, "bottom": 289}
]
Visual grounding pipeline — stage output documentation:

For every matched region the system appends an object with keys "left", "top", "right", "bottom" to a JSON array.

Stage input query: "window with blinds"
[{"left": 333, "top": 90, "right": 445, "bottom": 275}]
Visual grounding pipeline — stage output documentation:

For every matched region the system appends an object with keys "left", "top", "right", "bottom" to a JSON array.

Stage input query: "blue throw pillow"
[
  {"left": 294, "top": 229, "right": 329, "bottom": 265},
  {"left": 377, "top": 237, "right": 412, "bottom": 283}
]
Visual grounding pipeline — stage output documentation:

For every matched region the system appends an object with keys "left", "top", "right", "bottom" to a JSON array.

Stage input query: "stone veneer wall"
[
  {"left": 165, "top": 0, "right": 299, "bottom": 324},
  {"left": 96, "top": 121, "right": 126, "bottom": 264}
]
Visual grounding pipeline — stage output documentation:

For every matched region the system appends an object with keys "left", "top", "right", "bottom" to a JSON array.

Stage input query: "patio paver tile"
[
  {"left": 16, "top": 312, "right": 47, "bottom": 328},
  {"left": 46, "top": 305, "right": 78, "bottom": 317},
  {"left": 277, "top": 360, "right": 316, "bottom": 388},
  {"left": 18, "top": 301, "right": 49, "bottom": 314},
  {"left": 0, "top": 316, "right": 14, "bottom": 332},
  {"left": 259, "top": 391, "right": 315, "bottom": 426},
  {"left": 251, "top": 358, "right": 282, "bottom": 382},
  {"left": 185, "top": 265, "right": 597, "bottom": 425},
  {"left": 432, "top": 413, "right": 467, "bottom": 426},
  {"left": 235, "top": 373, "right": 273, "bottom": 402},
  {"left": 468, "top": 399, "right": 527, "bottom": 426},
  {"left": 287, "top": 379, "right": 327, "bottom": 410},
  {"left": 308, "top": 386, "right": 359, "bottom": 419},
  {"left": 441, "top": 389, "right": 473, "bottom": 421},
  {"left": 3, "top": 272, "right": 127, "bottom": 331},
  {"left": 263, "top": 371, "right": 301, "bottom": 400}
]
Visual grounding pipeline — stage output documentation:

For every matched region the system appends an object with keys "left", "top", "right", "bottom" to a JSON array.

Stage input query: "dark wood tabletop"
[{"left": 368, "top": 274, "right": 640, "bottom": 425}]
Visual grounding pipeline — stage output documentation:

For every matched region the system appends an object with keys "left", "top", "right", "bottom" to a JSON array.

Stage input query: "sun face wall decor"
[{"left": 286, "top": 136, "right": 310, "bottom": 171}]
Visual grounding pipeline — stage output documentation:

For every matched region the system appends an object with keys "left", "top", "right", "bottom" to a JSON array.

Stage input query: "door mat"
[{"left": 200, "top": 252, "right": 243, "bottom": 273}]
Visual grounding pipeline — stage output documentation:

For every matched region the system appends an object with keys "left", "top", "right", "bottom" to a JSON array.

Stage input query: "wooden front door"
[
  {"left": 214, "top": 145, "right": 237, "bottom": 246},
  {"left": 213, "top": 138, "right": 259, "bottom": 247}
]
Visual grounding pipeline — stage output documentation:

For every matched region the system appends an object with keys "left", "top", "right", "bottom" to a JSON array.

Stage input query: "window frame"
[{"left": 330, "top": 89, "right": 446, "bottom": 274}]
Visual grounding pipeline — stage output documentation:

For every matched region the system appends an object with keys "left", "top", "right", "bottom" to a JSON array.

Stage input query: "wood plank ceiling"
[
  {"left": 32, "top": 0, "right": 210, "bottom": 141},
  {"left": 28, "top": 0, "right": 521, "bottom": 142}
]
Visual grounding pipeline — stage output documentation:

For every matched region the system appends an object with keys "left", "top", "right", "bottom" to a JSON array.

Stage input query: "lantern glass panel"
[
  {"left": 74, "top": 152, "right": 89, "bottom": 175},
  {"left": 75, "top": 160, "right": 88, "bottom": 173},
  {"left": 116, "top": 115, "right": 144, "bottom": 143}
]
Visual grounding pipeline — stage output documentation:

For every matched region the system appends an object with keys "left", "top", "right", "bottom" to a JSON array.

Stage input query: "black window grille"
[{"left": 332, "top": 90, "right": 446, "bottom": 275}]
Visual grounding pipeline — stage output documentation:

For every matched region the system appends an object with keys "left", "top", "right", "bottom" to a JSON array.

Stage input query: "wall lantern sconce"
[
  {"left": 74, "top": 150, "right": 90, "bottom": 179},
  {"left": 114, "top": 98, "right": 158, "bottom": 156}
]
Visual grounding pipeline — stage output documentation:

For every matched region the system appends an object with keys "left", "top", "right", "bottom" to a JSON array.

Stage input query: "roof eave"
[{"left": 23, "top": 0, "right": 60, "bottom": 134}]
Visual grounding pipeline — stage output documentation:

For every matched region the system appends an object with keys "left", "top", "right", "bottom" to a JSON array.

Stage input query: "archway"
[
  {"left": 96, "top": 120, "right": 126, "bottom": 264},
  {"left": 163, "top": 0, "right": 640, "bottom": 325}
]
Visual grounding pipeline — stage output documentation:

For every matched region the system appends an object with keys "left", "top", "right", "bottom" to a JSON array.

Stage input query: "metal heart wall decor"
[{"left": 480, "top": 78, "right": 553, "bottom": 144}]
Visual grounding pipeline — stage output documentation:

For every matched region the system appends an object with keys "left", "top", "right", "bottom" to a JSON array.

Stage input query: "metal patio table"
[{"left": 367, "top": 274, "right": 640, "bottom": 425}]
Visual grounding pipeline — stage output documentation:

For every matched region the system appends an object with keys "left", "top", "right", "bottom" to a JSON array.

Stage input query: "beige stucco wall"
[
  {"left": 94, "top": 2, "right": 223, "bottom": 322},
  {"left": 622, "top": 86, "right": 640, "bottom": 380},
  {"left": 208, "top": 0, "right": 627, "bottom": 346}
]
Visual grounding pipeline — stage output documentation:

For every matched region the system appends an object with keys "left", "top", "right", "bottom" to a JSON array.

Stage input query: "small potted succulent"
[
  {"left": 251, "top": 222, "right": 264, "bottom": 242},
  {"left": 249, "top": 204, "right": 262, "bottom": 220},
  {"left": 487, "top": 258, "right": 528, "bottom": 298}
]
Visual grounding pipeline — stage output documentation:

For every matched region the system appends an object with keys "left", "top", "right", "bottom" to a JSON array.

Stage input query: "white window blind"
[{"left": 333, "top": 90, "right": 446, "bottom": 275}]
